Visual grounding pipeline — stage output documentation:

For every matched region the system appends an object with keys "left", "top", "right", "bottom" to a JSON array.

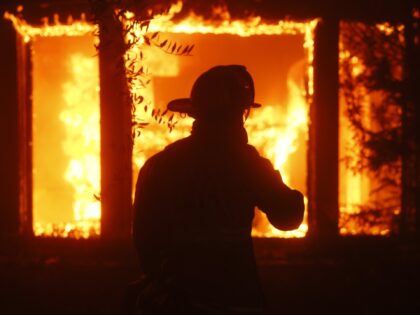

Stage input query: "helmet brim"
[
  {"left": 167, "top": 98, "right": 195, "bottom": 115},
  {"left": 167, "top": 98, "right": 261, "bottom": 117}
]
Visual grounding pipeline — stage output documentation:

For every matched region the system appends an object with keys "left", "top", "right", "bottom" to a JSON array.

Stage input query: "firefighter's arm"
[{"left": 252, "top": 156, "right": 305, "bottom": 231}]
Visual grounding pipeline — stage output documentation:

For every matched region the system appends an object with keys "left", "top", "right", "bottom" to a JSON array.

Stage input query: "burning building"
[
  {"left": 0, "top": 1, "right": 419, "bottom": 315},
  {"left": 1, "top": 0, "right": 419, "bottom": 241}
]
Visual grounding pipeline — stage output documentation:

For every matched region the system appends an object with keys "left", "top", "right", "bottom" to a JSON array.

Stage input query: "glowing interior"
[
  {"left": 31, "top": 35, "right": 100, "bottom": 238},
  {"left": 4, "top": 13, "right": 102, "bottom": 238},
  {"left": 4, "top": 5, "right": 402, "bottom": 238},
  {"left": 124, "top": 3, "right": 316, "bottom": 238}
]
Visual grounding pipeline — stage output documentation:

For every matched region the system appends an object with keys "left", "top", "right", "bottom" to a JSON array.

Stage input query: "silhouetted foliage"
[
  {"left": 340, "top": 17, "right": 420, "bottom": 234},
  {"left": 341, "top": 22, "right": 403, "bottom": 172},
  {"left": 89, "top": 0, "right": 193, "bottom": 138}
]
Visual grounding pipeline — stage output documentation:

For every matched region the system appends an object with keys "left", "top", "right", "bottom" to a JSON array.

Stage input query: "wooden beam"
[
  {"left": 401, "top": 15, "right": 420, "bottom": 239},
  {"left": 0, "top": 0, "right": 416, "bottom": 23},
  {"left": 308, "top": 18, "right": 339, "bottom": 238},
  {"left": 401, "top": 21, "right": 414, "bottom": 237},
  {"left": 0, "top": 19, "right": 21, "bottom": 238},
  {"left": 15, "top": 34, "right": 33, "bottom": 237},
  {"left": 99, "top": 7, "right": 133, "bottom": 240},
  {"left": 0, "top": 0, "right": 91, "bottom": 25},
  {"left": 171, "top": 0, "right": 414, "bottom": 22}
]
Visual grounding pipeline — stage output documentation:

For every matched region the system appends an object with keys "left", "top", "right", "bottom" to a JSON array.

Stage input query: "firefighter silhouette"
[{"left": 127, "top": 65, "right": 304, "bottom": 314}]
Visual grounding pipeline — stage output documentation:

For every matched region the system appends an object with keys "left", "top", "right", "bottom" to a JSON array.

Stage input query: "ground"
[{"left": 0, "top": 237, "right": 419, "bottom": 314}]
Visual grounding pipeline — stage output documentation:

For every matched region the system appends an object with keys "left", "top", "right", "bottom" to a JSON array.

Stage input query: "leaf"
[
  {"left": 144, "top": 36, "right": 151, "bottom": 46},
  {"left": 187, "top": 44, "right": 195, "bottom": 53},
  {"left": 140, "top": 20, "right": 150, "bottom": 31},
  {"left": 181, "top": 45, "right": 189, "bottom": 54},
  {"left": 138, "top": 95, "right": 144, "bottom": 103},
  {"left": 159, "top": 39, "right": 168, "bottom": 48}
]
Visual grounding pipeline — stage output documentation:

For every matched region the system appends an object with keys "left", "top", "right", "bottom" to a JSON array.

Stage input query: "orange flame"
[
  {"left": 124, "top": 2, "right": 316, "bottom": 238},
  {"left": 339, "top": 23, "right": 403, "bottom": 236},
  {"left": 33, "top": 53, "right": 101, "bottom": 239},
  {"left": 5, "top": 13, "right": 100, "bottom": 238},
  {"left": 59, "top": 54, "right": 101, "bottom": 237},
  {"left": 3, "top": 11, "right": 97, "bottom": 42}
]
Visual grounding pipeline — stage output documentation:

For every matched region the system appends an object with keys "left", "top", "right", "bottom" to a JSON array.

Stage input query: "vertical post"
[
  {"left": 401, "top": 9, "right": 420, "bottom": 240},
  {"left": 400, "top": 18, "right": 417, "bottom": 237},
  {"left": 414, "top": 12, "right": 420, "bottom": 241},
  {"left": 0, "top": 19, "right": 21, "bottom": 239},
  {"left": 16, "top": 36, "right": 33, "bottom": 237},
  {"left": 308, "top": 18, "right": 339, "bottom": 239},
  {"left": 99, "top": 8, "right": 133, "bottom": 240}
]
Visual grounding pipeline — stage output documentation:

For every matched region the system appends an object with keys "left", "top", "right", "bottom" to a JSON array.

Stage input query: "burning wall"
[
  {"left": 123, "top": 3, "right": 316, "bottom": 238},
  {"left": 5, "top": 13, "right": 101, "bottom": 238},
  {"left": 4, "top": 2, "right": 406, "bottom": 239}
]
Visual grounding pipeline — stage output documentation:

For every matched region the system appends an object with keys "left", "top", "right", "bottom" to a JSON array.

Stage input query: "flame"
[
  {"left": 125, "top": 2, "right": 315, "bottom": 238},
  {"left": 123, "top": 2, "right": 317, "bottom": 93},
  {"left": 59, "top": 54, "right": 101, "bottom": 237},
  {"left": 339, "top": 23, "right": 403, "bottom": 236},
  {"left": 376, "top": 22, "right": 404, "bottom": 36},
  {"left": 33, "top": 53, "right": 101, "bottom": 239},
  {"left": 5, "top": 13, "right": 101, "bottom": 238},
  {"left": 339, "top": 48, "right": 368, "bottom": 233},
  {"left": 4, "top": 12, "right": 97, "bottom": 43}
]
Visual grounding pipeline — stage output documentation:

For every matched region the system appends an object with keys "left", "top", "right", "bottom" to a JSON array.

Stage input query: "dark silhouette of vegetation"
[
  {"left": 340, "top": 14, "right": 419, "bottom": 235},
  {"left": 89, "top": 0, "right": 194, "bottom": 138}
]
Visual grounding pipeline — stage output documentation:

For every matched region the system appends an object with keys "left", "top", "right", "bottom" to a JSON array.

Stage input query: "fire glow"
[
  {"left": 33, "top": 53, "right": 101, "bottom": 238},
  {"left": 4, "top": 11, "right": 96, "bottom": 42},
  {"left": 58, "top": 54, "right": 101, "bottom": 237},
  {"left": 124, "top": 2, "right": 317, "bottom": 238},
  {"left": 5, "top": 12, "right": 101, "bottom": 238},
  {"left": 338, "top": 22, "right": 404, "bottom": 236},
  {"left": 5, "top": 4, "right": 401, "bottom": 239}
]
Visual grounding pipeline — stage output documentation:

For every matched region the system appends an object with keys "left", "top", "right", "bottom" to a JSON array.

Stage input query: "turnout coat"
[{"left": 132, "top": 124, "right": 304, "bottom": 313}]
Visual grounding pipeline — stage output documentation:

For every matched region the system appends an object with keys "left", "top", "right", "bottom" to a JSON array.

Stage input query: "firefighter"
[{"left": 129, "top": 65, "right": 304, "bottom": 314}]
